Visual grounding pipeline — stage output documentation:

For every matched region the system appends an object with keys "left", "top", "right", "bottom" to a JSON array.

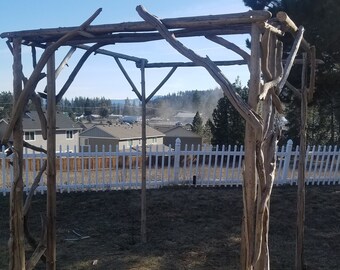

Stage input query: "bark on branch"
[{"left": 278, "top": 26, "right": 305, "bottom": 92}]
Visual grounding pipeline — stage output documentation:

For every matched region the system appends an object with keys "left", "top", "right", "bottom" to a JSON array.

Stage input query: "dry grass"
[{"left": 0, "top": 185, "right": 339, "bottom": 269}]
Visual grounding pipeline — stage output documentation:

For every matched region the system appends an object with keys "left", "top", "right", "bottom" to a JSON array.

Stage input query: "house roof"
[
  {"left": 163, "top": 126, "right": 202, "bottom": 138},
  {"left": 0, "top": 111, "right": 81, "bottom": 133},
  {"left": 151, "top": 124, "right": 176, "bottom": 133},
  {"left": 21, "top": 111, "right": 81, "bottom": 131},
  {"left": 173, "top": 112, "right": 196, "bottom": 118},
  {"left": 80, "top": 123, "right": 165, "bottom": 140}
]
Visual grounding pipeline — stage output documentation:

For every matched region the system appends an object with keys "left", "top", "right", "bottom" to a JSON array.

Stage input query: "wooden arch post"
[
  {"left": 46, "top": 48, "right": 57, "bottom": 270},
  {"left": 9, "top": 37, "right": 26, "bottom": 270},
  {"left": 241, "top": 22, "right": 262, "bottom": 270}
]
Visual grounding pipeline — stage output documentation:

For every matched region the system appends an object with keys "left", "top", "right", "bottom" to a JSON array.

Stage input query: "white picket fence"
[{"left": 1, "top": 139, "right": 339, "bottom": 196}]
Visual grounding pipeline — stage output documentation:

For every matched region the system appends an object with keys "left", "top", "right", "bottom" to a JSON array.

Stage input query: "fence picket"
[
  {"left": 323, "top": 146, "right": 332, "bottom": 185},
  {"left": 333, "top": 148, "right": 340, "bottom": 184},
  {"left": 316, "top": 146, "right": 326, "bottom": 185},
  {"left": 2, "top": 146, "right": 6, "bottom": 195},
  {"left": 189, "top": 144, "right": 194, "bottom": 184},
  {"left": 81, "top": 145, "right": 85, "bottom": 191},
  {"left": 102, "top": 145, "right": 106, "bottom": 189},
  {"left": 329, "top": 145, "right": 339, "bottom": 184},
  {"left": 212, "top": 145, "right": 218, "bottom": 186},
  {"left": 207, "top": 145, "right": 213, "bottom": 186},
  {"left": 195, "top": 145, "right": 201, "bottom": 186},
  {"left": 219, "top": 145, "right": 225, "bottom": 184},
  {"left": 129, "top": 146, "right": 132, "bottom": 189},
  {"left": 155, "top": 145, "right": 159, "bottom": 187},
  {"left": 160, "top": 145, "right": 165, "bottom": 186},
  {"left": 165, "top": 145, "right": 170, "bottom": 183},
  {"left": 66, "top": 146, "right": 71, "bottom": 193},
  {"left": 24, "top": 147, "right": 29, "bottom": 194},
  {"left": 225, "top": 145, "right": 231, "bottom": 186}
]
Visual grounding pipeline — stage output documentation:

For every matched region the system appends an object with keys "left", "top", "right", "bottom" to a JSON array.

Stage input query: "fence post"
[
  {"left": 282, "top": 139, "right": 293, "bottom": 184},
  {"left": 173, "top": 138, "right": 181, "bottom": 183}
]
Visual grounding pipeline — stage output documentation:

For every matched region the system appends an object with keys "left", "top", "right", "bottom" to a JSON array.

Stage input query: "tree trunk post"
[
  {"left": 174, "top": 138, "right": 181, "bottom": 183},
  {"left": 140, "top": 59, "right": 147, "bottom": 244},
  {"left": 241, "top": 23, "right": 262, "bottom": 270},
  {"left": 46, "top": 48, "right": 57, "bottom": 270},
  {"left": 9, "top": 37, "right": 26, "bottom": 270},
  {"left": 296, "top": 53, "right": 308, "bottom": 270}
]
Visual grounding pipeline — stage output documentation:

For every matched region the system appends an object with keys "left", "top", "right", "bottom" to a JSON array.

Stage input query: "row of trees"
[
  {"left": 58, "top": 97, "right": 141, "bottom": 119},
  {"left": 0, "top": 93, "right": 143, "bottom": 120}
]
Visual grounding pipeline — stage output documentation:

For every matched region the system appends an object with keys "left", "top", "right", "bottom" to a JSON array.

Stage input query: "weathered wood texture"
[
  {"left": 241, "top": 24, "right": 262, "bottom": 270},
  {"left": 1, "top": 10, "right": 271, "bottom": 41},
  {"left": 9, "top": 37, "right": 26, "bottom": 270},
  {"left": 46, "top": 50, "right": 57, "bottom": 270},
  {"left": 276, "top": 11, "right": 310, "bottom": 51},
  {"left": 140, "top": 60, "right": 147, "bottom": 244},
  {"left": 296, "top": 53, "right": 308, "bottom": 270}
]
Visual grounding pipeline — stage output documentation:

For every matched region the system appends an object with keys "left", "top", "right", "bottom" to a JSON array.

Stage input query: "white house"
[{"left": 0, "top": 111, "right": 82, "bottom": 153}]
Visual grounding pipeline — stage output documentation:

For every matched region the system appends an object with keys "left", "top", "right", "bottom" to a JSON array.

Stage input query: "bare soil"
[{"left": 0, "top": 185, "right": 339, "bottom": 269}]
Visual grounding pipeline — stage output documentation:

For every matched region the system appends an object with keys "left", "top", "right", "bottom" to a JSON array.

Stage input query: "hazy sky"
[{"left": 0, "top": 1, "right": 251, "bottom": 100}]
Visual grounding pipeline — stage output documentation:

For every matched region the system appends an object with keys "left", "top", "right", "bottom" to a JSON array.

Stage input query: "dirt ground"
[{"left": 0, "top": 185, "right": 339, "bottom": 269}]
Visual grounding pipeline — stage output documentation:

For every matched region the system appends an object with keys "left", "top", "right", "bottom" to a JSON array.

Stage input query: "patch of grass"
[{"left": 0, "top": 185, "right": 339, "bottom": 269}]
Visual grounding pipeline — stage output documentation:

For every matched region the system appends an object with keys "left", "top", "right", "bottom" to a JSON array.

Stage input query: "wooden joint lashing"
[
  {"left": 276, "top": 11, "right": 310, "bottom": 52},
  {"left": 259, "top": 76, "right": 282, "bottom": 100},
  {"left": 258, "top": 21, "right": 284, "bottom": 36}
]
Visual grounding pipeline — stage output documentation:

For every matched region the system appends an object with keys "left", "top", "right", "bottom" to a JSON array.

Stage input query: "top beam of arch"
[{"left": 1, "top": 10, "right": 271, "bottom": 43}]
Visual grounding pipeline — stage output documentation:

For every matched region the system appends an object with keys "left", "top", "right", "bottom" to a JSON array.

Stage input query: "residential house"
[
  {"left": 79, "top": 123, "right": 165, "bottom": 152},
  {"left": 0, "top": 111, "right": 82, "bottom": 153},
  {"left": 172, "top": 111, "right": 196, "bottom": 125},
  {"left": 162, "top": 126, "right": 203, "bottom": 150}
]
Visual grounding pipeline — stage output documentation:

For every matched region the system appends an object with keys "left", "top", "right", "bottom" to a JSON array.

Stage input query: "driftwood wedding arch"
[{"left": 1, "top": 6, "right": 317, "bottom": 270}]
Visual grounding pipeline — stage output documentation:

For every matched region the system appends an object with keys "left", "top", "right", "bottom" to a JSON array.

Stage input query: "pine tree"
[
  {"left": 192, "top": 111, "right": 203, "bottom": 135},
  {"left": 202, "top": 119, "right": 214, "bottom": 144},
  {"left": 122, "top": 97, "right": 132, "bottom": 115},
  {"left": 84, "top": 98, "right": 93, "bottom": 121},
  {"left": 0, "top": 91, "right": 13, "bottom": 118},
  {"left": 210, "top": 82, "right": 247, "bottom": 147}
]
